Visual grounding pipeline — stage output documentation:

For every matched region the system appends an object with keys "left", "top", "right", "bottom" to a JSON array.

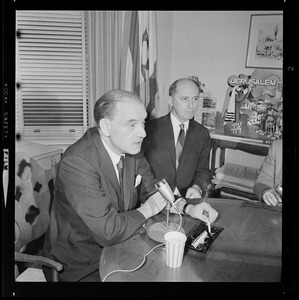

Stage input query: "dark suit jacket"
[
  {"left": 143, "top": 113, "right": 211, "bottom": 197},
  {"left": 42, "top": 127, "right": 157, "bottom": 282}
]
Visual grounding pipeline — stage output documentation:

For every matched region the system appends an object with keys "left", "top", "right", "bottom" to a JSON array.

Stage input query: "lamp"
[{"left": 146, "top": 179, "right": 185, "bottom": 243}]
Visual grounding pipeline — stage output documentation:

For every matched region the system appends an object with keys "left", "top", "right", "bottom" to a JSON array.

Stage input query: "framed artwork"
[{"left": 245, "top": 14, "right": 283, "bottom": 69}]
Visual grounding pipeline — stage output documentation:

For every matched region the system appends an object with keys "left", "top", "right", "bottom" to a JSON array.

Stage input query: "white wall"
[
  {"left": 157, "top": 10, "right": 282, "bottom": 113},
  {"left": 156, "top": 11, "right": 174, "bottom": 117},
  {"left": 171, "top": 11, "right": 253, "bottom": 111},
  {"left": 156, "top": 10, "right": 282, "bottom": 168}
]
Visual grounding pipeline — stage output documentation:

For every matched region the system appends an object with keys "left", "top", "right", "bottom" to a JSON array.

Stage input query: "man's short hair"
[
  {"left": 94, "top": 89, "right": 142, "bottom": 124},
  {"left": 169, "top": 78, "right": 202, "bottom": 97}
]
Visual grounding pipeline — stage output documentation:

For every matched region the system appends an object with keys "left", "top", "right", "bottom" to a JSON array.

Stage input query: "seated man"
[
  {"left": 143, "top": 78, "right": 211, "bottom": 199},
  {"left": 253, "top": 138, "right": 282, "bottom": 206},
  {"left": 42, "top": 89, "right": 218, "bottom": 282}
]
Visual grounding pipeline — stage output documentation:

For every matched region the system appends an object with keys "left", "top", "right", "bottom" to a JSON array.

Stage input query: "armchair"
[{"left": 15, "top": 152, "right": 63, "bottom": 281}]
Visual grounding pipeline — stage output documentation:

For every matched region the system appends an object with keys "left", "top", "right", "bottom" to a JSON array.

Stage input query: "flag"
[{"left": 120, "top": 11, "right": 158, "bottom": 119}]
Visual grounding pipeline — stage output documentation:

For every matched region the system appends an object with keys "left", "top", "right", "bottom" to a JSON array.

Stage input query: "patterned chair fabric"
[
  {"left": 15, "top": 152, "right": 51, "bottom": 252},
  {"left": 15, "top": 152, "right": 62, "bottom": 281}
]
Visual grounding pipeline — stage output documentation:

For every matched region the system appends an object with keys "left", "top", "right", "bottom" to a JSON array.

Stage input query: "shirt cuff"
[
  {"left": 170, "top": 198, "right": 186, "bottom": 214},
  {"left": 136, "top": 206, "right": 151, "bottom": 220},
  {"left": 182, "top": 202, "right": 191, "bottom": 215}
]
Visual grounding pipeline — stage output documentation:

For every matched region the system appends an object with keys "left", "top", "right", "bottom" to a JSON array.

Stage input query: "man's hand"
[
  {"left": 186, "top": 202, "right": 218, "bottom": 223},
  {"left": 137, "top": 192, "right": 167, "bottom": 219},
  {"left": 262, "top": 188, "right": 282, "bottom": 206},
  {"left": 185, "top": 185, "right": 202, "bottom": 199}
]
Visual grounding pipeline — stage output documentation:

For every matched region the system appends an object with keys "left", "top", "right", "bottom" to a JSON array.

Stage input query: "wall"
[
  {"left": 156, "top": 11, "right": 175, "bottom": 117},
  {"left": 37, "top": 10, "right": 282, "bottom": 168},
  {"left": 156, "top": 10, "right": 282, "bottom": 168}
]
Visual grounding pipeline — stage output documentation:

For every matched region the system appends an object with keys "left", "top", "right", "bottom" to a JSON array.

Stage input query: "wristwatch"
[{"left": 182, "top": 202, "right": 190, "bottom": 215}]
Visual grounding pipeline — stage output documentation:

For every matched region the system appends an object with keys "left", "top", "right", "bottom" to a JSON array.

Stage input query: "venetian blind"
[{"left": 16, "top": 10, "right": 89, "bottom": 143}]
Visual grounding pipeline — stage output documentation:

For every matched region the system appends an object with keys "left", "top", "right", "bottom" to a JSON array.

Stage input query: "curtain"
[
  {"left": 120, "top": 11, "right": 159, "bottom": 120},
  {"left": 86, "top": 11, "right": 124, "bottom": 126},
  {"left": 86, "top": 10, "right": 159, "bottom": 126}
]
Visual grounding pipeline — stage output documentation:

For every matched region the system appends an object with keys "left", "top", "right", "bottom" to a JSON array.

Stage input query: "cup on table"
[{"left": 164, "top": 231, "right": 187, "bottom": 268}]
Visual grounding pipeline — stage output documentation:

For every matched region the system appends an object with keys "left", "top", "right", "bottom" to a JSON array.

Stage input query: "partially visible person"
[
  {"left": 142, "top": 78, "right": 211, "bottom": 200},
  {"left": 253, "top": 138, "right": 282, "bottom": 206},
  {"left": 42, "top": 89, "right": 218, "bottom": 282}
]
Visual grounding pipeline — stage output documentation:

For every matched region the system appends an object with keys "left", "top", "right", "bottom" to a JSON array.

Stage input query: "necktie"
[
  {"left": 116, "top": 155, "right": 125, "bottom": 211},
  {"left": 176, "top": 124, "right": 185, "bottom": 168}
]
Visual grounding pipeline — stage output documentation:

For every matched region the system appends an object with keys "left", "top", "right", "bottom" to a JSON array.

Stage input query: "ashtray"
[{"left": 185, "top": 222, "right": 224, "bottom": 254}]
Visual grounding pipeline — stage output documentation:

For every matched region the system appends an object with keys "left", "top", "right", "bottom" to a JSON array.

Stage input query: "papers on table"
[{"left": 212, "top": 162, "right": 259, "bottom": 196}]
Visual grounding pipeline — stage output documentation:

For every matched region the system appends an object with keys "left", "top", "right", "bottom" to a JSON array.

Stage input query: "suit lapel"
[
  {"left": 163, "top": 115, "right": 176, "bottom": 170},
  {"left": 99, "top": 152, "right": 123, "bottom": 206},
  {"left": 90, "top": 128, "right": 123, "bottom": 208}
]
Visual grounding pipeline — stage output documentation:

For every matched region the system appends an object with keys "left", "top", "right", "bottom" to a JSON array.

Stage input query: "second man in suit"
[{"left": 143, "top": 78, "right": 211, "bottom": 199}]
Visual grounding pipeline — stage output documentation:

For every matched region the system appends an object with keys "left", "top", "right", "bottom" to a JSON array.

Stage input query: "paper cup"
[{"left": 164, "top": 231, "right": 187, "bottom": 268}]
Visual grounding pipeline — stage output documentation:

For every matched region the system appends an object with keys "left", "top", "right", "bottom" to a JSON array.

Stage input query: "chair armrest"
[{"left": 15, "top": 251, "right": 63, "bottom": 272}]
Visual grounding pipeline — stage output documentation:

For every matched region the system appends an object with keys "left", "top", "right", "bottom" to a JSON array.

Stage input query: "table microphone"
[
  {"left": 155, "top": 179, "right": 176, "bottom": 229},
  {"left": 154, "top": 179, "right": 175, "bottom": 204},
  {"left": 146, "top": 179, "right": 185, "bottom": 243}
]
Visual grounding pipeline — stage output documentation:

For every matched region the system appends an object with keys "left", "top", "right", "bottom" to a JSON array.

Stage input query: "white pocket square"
[{"left": 134, "top": 175, "right": 142, "bottom": 187}]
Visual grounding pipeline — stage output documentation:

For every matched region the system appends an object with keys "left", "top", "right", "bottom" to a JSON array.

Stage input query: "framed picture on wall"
[{"left": 245, "top": 14, "right": 283, "bottom": 69}]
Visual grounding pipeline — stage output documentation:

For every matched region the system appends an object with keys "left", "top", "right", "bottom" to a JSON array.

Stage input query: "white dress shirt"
[
  {"left": 101, "top": 136, "right": 125, "bottom": 183},
  {"left": 170, "top": 112, "right": 189, "bottom": 144}
]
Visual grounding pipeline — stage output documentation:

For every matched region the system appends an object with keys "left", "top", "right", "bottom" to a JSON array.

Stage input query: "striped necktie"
[
  {"left": 116, "top": 155, "right": 125, "bottom": 211},
  {"left": 176, "top": 124, "right": 185, "bottom": 168}
]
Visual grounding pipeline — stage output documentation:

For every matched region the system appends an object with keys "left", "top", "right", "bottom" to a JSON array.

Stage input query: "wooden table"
[{"left": 99, "top": 198, "right": 282, "bottom": 282}]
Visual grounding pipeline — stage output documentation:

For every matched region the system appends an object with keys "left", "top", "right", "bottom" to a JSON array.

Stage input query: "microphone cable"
[
  {"left": 102, "top": 205, "right": 183, "bottom": 282},
  {"left": 102, "top": 242, "right": 165, "bottom": 282}
]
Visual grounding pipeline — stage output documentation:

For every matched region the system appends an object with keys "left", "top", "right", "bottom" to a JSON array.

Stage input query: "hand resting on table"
[
  {"left": 262, "top": 188, "right": 282, "bottom": 206},
  {"left": 186, "top": 202, "right": 218, "bottom": 223},
  {"left": 170, "top": 198, "right": 218, "bottom": 223}
]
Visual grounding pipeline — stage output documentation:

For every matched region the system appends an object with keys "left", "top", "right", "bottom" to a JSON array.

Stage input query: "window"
[{"left": 16, "top": 10, "right": 89, "bottom": 144}]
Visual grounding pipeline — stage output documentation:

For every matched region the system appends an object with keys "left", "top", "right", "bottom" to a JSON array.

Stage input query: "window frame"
[{"left": 16, "top": 10, "right": 89, "bottom": 146}]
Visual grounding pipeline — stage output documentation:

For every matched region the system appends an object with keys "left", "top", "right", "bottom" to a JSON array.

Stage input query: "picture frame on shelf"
[{"left": 245, "top": 14, "right": 283, "bottom": 69}]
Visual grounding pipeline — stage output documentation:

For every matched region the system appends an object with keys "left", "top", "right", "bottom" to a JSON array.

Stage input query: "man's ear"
[
  {"left": 99, "top": 118, "right": 111, "bottom": 137},
  {"left": 167, "top": 95, "right": 173, "bottom": 107}
]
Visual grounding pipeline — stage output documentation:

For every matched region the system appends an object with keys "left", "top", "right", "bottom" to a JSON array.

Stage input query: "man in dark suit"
[
  {"left": 143, "top": 78, "right": 211, "bottom": 199},
  {"left": 42, "top": 89, "right": 217, "bottom": 282}
]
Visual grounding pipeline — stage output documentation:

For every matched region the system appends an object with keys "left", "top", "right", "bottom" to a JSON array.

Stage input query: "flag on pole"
[{"left": 120, "top": 11, "right": 158, "bottom": 119}]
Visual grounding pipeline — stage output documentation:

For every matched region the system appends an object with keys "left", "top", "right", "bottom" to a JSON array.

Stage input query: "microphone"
[
  {"left": 147, "top": 178, "right": 185, "bottom": 243},
  {"left": 154, "top": 179, "right": 175, "bottom": 204}
]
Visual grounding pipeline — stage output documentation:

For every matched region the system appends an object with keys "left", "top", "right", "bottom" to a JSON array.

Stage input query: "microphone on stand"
[
  {"left": 146, "top": 179, "right": 185, "bottom": 243},
  {"left": 155, "top": 179, "right": 175, "bottom": 204},
  {"left": 154, "top": 179, "right": 175, "bottom": 228}
]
